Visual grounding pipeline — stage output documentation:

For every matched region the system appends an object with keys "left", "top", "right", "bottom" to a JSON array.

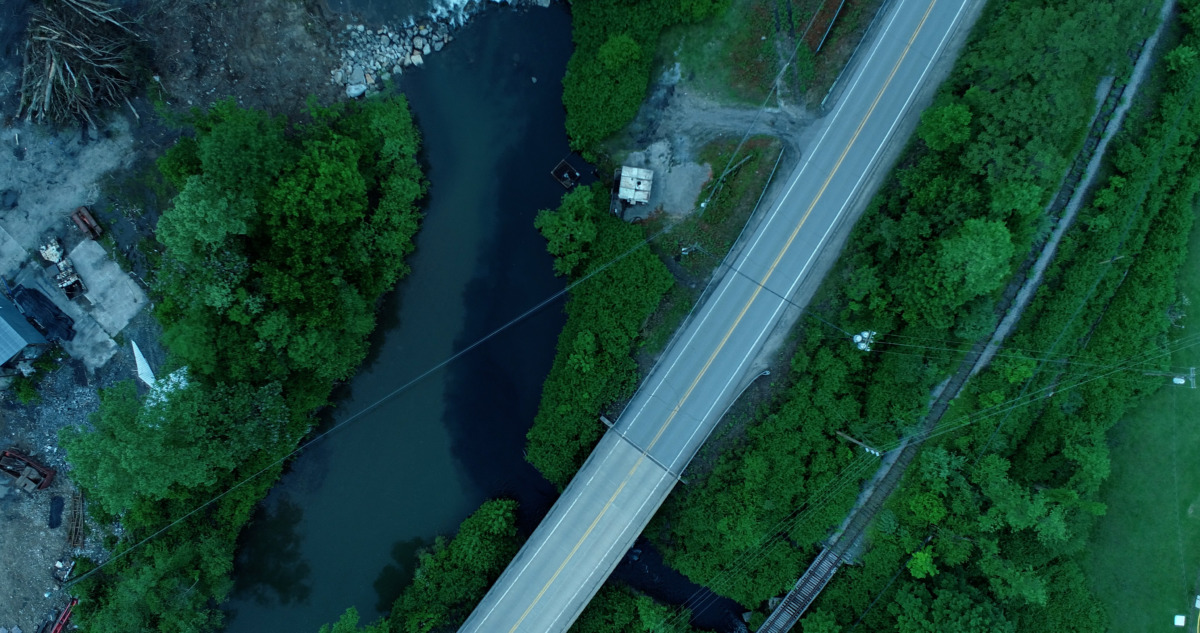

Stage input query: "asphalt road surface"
[{"left": 459, "top": 0, "right": 973, "bottom": 629}]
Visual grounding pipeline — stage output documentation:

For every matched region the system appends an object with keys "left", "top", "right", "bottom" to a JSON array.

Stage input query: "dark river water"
[
  {"left": 0, "top": 0, "right": 743, "bottom": 628},
  {"left": 222, "top": 5, "right": 570, "bottom": 631},
  {"left": 219, "top": 3, "right": 742, "bottom": 632}
]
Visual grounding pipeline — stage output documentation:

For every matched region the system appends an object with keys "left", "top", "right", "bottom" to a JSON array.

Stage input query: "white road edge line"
[{"left": 670, "top": 0, "right": 971, "bottom": 473}]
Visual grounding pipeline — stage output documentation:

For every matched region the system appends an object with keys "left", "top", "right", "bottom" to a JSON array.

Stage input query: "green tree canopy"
[
  {"left": 890, "top": 581, "right": 1014, "bottom": 633},
  {"left": 61, "top": 379, "right": 288, "bottom": 515},
  {"left": 597, "top": 33, "right": 642, "bottom": 74},
  {"left": 918, "top": 101, "right": 973, "bottom": 151},
  {"left": 389, "top": 499, "right": 522, "bottom": 633},
  {"left": 317, "top": 607, "right": 387, "bottom": 633},
  {"left": 534, "top": 186, "right": 601, "bottom": 277}
]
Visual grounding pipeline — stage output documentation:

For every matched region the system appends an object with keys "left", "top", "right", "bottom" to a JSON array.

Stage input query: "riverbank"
[
  {"left": 0, "top": 0, "right": 562, "bottom": 630},
  {"left": 222, "top": 5, "right": 575, "bottom": 631}
]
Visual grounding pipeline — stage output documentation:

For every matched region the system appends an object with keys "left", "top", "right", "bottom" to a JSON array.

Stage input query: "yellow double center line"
[{"left": 508, "top": 2, "right": 938, "bottom": 629}]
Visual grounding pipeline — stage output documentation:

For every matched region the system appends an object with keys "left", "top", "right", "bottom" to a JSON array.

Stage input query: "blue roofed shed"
[{"left": 0, "top": 293, "right": 47, "bottom": 366}]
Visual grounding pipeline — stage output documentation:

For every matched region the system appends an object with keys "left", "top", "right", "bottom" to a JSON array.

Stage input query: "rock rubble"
[{"left": 332, "top": 19, "right": 455, "bottom": 98}]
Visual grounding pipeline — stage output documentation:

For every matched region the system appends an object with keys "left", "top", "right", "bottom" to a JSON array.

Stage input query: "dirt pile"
[{"left": 143, "top": 0, "right": 342, "bottom": 116}]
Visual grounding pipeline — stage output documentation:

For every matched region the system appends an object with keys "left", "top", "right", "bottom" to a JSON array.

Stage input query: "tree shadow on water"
[
  {"left": 231, "top": 495, "right": 313, "bottom": 606},
  {"left": 372, "top": 536, "right": 430, "bottom": 613}
]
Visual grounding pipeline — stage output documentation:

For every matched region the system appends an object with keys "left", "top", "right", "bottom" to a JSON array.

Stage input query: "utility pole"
[{"left": 836, "top": 431, "right": 882, "bottom": 456}]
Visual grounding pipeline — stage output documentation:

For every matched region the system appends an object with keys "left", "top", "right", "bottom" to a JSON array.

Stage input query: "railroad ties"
[
  {"left": 66, "top": 491, "right": 84, "bottom": 550},
  {"left": 757, "top": 549, "right": 844, "bottom": 633}
]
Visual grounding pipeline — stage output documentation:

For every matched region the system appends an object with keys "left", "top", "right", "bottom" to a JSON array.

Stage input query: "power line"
[
  {"left": 691, "top": 244, "right": 853, "bottom": 337},
  {"left": 837, "top": 338, "right": 1200, "bottom": 631},
  {"left": 65, "top": 0, "right": 837, "bottom": 585},
  {"left": 67, "top": 221, "right": 679, "bottom": 588},
  {"left": 667, "top": 5, "right": 1200, "bottom": 630},
  {"left": 652, "top": 456, "right": 880, "bottom": 631},
  {"left": 902, "top": 334, "right": 1200, "bottom": 451},
  {"left": 650, "top": 330, "right": 1200, "bottom": 630},
  {"left": 959, "top": 32, "right": 1200, "bottom": 465}
]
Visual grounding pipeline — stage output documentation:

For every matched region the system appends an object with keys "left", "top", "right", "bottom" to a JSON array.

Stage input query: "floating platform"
[{"left": 551, "top": 159, "right": 581, "bottom": 189}]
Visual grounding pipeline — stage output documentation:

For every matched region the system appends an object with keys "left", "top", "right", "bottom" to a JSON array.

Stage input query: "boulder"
[
  {"left": 410, "top": 52, "right": 424, "bottom": 66},
  {"left": 413, "top": 36, "right": 426, "bottom": 49},
  {"left": 346, "top": 83, "right": 368, "bottom": 98},
  {"left": 433, "top": 40, "right": 444, "bottom": 52},
  {"left": 422, "top": 43, "right": 431, "bottom": 55},
  {"left": 380, "top": 34, "right": 391, "bottom": 47},
  {"left": 332, "top": 69, "right": 344, "bottom": 83},
  {"left": 392, "top": 64, "right": 403, "bottom": 74},
  {"left": 347, "top": 65, "right": 365, "bottom": 85}
]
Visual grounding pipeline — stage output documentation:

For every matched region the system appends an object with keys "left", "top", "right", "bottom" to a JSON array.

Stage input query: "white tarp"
[{"left": 131, "top": 339, "right": 156, "bottom": 387}]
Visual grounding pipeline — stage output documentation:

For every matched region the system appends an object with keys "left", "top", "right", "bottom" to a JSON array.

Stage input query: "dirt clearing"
[{"left": 143, "top": 0, "right": 343, "bottom": 116}]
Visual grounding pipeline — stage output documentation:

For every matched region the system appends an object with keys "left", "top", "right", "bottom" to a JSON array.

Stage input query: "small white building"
[{"left": 617, "top": 166, "right": 653, "bottom": 205}]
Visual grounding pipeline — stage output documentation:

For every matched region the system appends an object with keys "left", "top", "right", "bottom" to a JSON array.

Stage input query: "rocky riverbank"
[
  {"left": 333, "top": 21, "right": 454, "bottom": 97},
  {"left": 331, "top": 0, "right": 551, "bottom": 98}
]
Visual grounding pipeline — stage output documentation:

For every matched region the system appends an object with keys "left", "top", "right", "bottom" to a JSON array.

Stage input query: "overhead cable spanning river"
[
  {"left": 222, "top": 2, "right": 741, "bottom": 630},
  {"left": 222, "top": 5, "right": 569, "bottom": 631}
]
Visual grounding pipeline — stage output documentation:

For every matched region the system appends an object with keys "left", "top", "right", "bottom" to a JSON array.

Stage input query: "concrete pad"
[
  {"left": 11, "top": 263, "right": 117, "bottom": 372},
  {"left": 622, "top": 139, "right": 712, "bottom": 220},
  {"left": 0, "top": 117, "right": 134, "bottom": 256},
  {"left": 0, "top": 226, "right": 28, "bottom": 278},
  {"left": 70, "top": 240, "right": 148, "bottom": 336}
]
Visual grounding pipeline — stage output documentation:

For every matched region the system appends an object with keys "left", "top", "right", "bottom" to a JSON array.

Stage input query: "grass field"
[
  {"left": 1084, "top": 213, "right": 1200, "bottom": 632},
  {"left": 655, "top": 0, "right": 781, "bottom": 104},
  {"left": 652, "top": 0, "right": 884, "bottom": 107}
]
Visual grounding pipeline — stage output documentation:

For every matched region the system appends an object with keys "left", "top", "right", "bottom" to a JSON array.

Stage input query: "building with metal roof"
[
  {"left": 0, "top": 292, "right": 47, "bottom": 366},
  {"left": 617, "top": 166, "right": 653, "bottom": 205}
]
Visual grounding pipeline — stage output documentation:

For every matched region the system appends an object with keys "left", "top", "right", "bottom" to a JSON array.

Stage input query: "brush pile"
[{"left": 16, "top": 0, "right": 138, "bottom": 125}]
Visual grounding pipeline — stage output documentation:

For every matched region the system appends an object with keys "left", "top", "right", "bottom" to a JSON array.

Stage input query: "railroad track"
[{"left": 66, "top": 491, "right": 84, "bottom": 550}]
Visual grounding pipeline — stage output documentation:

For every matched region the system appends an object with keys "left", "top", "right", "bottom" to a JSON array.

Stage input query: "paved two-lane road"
[{"left": 460, "top": 0, "right": 972, "bottom": 629}]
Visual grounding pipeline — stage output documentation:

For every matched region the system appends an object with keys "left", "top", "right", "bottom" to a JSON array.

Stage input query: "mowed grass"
[{"left": 1084, "top": 214, "right": 1200, "bottom": 632}]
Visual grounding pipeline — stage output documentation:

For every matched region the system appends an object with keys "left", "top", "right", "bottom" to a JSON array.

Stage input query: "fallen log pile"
[{"left": 16, "top": 0, "right": 138, "bottom": 125}]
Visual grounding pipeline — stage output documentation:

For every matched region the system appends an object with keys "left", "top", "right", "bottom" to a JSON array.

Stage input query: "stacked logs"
[{"left": 16, "top": 0, "right": 138, "bottom": 125}]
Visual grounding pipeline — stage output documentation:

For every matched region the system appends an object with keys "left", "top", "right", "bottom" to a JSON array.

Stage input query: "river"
[
  {"left": 222, "top": 5, "right": 570, "bottom": 631},
  {"left": 221, "top": 3, "right": 742, "bottom": 631}
]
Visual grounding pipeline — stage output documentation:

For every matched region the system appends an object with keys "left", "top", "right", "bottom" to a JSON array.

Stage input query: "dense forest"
[
  {"left": 529, "top": 0, "right": 1166, "bottom": 622},
  {"left": 59, "top": 97, "right": 425, "bottom": 631},
  {"left": 523, "top": 183, "right": 675, "bottom": 487},
  {"left": 173, "top": 0, "right": 1200, "bottom": 630},
  {"left": 318, "top": 497, "right": 706, "bottom": 633},
  {"left": 561, "top": 0, "right": 729, "bottom": 155},
  {"left": 634, "top": 0, "right": 1200, "bottom": 629},
  {"left": 353, "top": 0, "right": 1200, "bottom": 630},
  {"left": 803, "top": 0, "right": 1200, "bottom": 628}
]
